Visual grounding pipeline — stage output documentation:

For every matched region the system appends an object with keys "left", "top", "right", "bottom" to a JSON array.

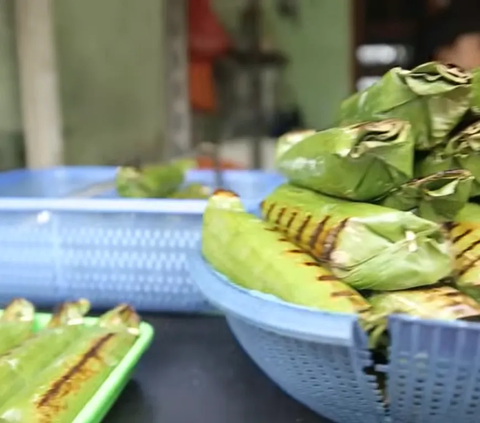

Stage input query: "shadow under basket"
[{"left": 191, "top": 253, "right": 480, "bottom": 423}]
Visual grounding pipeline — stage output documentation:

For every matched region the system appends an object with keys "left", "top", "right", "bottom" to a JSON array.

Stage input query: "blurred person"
[{"left": 415, "top": 1, "right": 480, "bottom": 70}]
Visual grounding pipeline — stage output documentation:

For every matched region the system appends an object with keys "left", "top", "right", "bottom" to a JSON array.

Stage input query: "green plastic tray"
[{"left": 0, "top": 310, "right": 154, "bottom": 423}]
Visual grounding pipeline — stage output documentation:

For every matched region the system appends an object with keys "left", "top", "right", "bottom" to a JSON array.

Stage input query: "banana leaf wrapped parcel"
[
  {"left": 368, "top": 286, "right": 480, "bottom": 346},
  {"left": 0, "top": 304, "right": 140, "bottom": 423},
  {"left": 377, "top": 169, "right": 473, "bottom": 222},
  {"left": 261, "top": 184, "right": 452, "bottom": 291},
  {"left": 0, "top": 299, "right": 90, "bottom": 406},
  {"left": 202, "top": 190, "right": 373, "bottom": 319},
  {"left": 416, "top": 120, "right": 480, "bottom": 197},
  {"left": 116, "top": 159, "right": 196, "bottom": 198},
  {"left": 275, "top": 119, "right": 414, "bottom": 201},
  {"left": 337, "top": 62, "right": 472, "bottom": 150},
  {"left": 447, "top": 220, "right": 480, "bottom": 301},
  {"left": 471, "top": 67, "right": 480, "bottom": 114}
]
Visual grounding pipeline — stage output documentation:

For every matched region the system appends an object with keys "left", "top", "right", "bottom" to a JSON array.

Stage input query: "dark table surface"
[{"left": 103, "top": 315, "right": 329, "bottom": 423}]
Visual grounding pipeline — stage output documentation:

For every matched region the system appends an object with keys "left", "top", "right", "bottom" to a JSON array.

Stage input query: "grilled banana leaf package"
[
  {"left": 275, "top": 119, "right": 414, "bottom": 201},
  {"left": 368, "top": 286, "right": 480, "bottom": 346},
  {"left": 377, "top": 169, "right": 473, "bottom": 222},
  {"left": 0, "top": 299, "right": 90, "bottom": 406},
  {"left": 0, "top": 304, "right": 140, "bottom": 423},
  {"left": 471, "top": 67, "right": 480, "bottom": 114},
  {"left": 448, "top": 221, "right": 480, "bottom": 301},
  {"left": 337, "top": 62, "right": 471, "bottom": 150},
  {"left": 202, "top": 190, "right": 373, "bottom": 320},
  {"left": 116, "top": 159, "right": 196, "bottom": 198},
  {"left": 0, "top": 299, "right": 35, "bottom": 355},
  {"left": 262, "top": 184, "right": 452, "bottom": 291},
  {"left": 416, "top": 120, "right": 480, "bottom": 197}
]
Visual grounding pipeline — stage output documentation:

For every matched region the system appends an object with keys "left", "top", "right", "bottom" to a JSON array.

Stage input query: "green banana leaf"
[
  {"left": 262, "top": 184, "right": 453, "bottom": 291},
  {"left": 368, "top": 286, "right": 480, "bottom": 346},
  {"left": 275, "top": 119, "right": 414, "bottom": 201},
  {"left": 275, "top": 129, "right": 316, "bottom": 161},
  {"left": 455, "top": 202, "right": 480, "bottom": 223},
  {"left": 202, "top": 190, "right": 374, "bottom": 320},
  {"left": 447, "top": 220, "right": 480, "bottom": 301},
  {"left": 417, "top": 120, "right": 480, "bottom": 197},
  {"left": 0, "top": 304, "right": 139, "bottom": 423},
  {"left": 0, "top": 299, "right": 90, "bottom": 406},
  {"left": 377, "top": 169, "right": 473, "bottom": 222},
  {"left": 0, "top": 299, "right": 35, "bottom": 355},
  {"left": 116, "top": 159, "right": 196, "bottom": 198},
  {"left": 337, "top": 62, "right": 472, "bottom": 150}
]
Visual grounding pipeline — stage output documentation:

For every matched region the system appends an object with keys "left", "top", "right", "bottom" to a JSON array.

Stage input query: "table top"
[{"left": 103, "top": 315, "right": 330, "bottom": 423}]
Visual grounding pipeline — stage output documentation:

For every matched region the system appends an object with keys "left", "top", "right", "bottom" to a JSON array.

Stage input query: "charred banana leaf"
[
  {"left": 0, "top": 304, "right": 140, "bottom": 423},
  {"left": 338, "top": 62, "right": 471, "bottom": 150},
  {"left": 262, "top": 184, "right": 452, "bottom": 291},
  {"left": 275, "top": 119, "right": 414, "bottom": 201},
  {"left": 116, "top": 159, "right": 196, "bottom": 198},
  {"left": 202, "top": 190, "right": 373, "bottom": 320},
  {"left": 378, "top": 169, "right": 473, "bottom": 222},
  {"left": 0, "top": 299, "right": 35, "bottom": 355},
  {"left": 447, "top": 221, "right": 480, "bottom": 301},
  {"left": 0, "top": 299, "right": 90, "bottom": 406},
  {"left": 368, "top": 286, "right": 480, "bottom": 346},
  {"left": 417, "top": 120, "right": 480, "bottom": 197}
]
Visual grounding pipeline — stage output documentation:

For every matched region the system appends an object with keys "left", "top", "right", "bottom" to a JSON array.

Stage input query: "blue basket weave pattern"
[
  {"left": 191, "top": 253, "right": 480, "bottom": 423},
  {"left": 0, "top": 167, "right": 283, "bottom": 311}
]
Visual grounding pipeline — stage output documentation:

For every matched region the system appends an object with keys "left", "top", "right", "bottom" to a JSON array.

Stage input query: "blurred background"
[{"left": 1, "top": 0, "right": 478, "bottom": 172}]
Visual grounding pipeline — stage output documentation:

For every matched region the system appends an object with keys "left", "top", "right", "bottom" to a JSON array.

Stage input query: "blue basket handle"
[{"left": 191, "top": 251, "right": 365, "bottom": 347}]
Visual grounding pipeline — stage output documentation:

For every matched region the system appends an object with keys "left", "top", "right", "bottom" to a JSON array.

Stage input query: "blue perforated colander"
[{"left": 191, "top": 253, "right": 480, "bottom": 423}]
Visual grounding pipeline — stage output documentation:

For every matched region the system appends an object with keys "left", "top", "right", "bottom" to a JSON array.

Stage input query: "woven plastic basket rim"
[
  {"left": 191, "top": 251, "right": 480, "bottom": 347},
  {"left": 0, "top": 167, "right": 280, "bottom": 214}
]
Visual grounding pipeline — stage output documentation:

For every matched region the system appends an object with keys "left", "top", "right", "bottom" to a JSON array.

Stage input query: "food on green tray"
[
  {"left": 448, "top": 221, "right": 480, "bottom": 301},
  {"left": 261, "top": 184, "right": 452, "bottom": 291},
  {"left": 0, "top": 299, "right": 91, "bottom": 406},
  {"left": 202, "top": 190, "right": 373, "bottom": 319},
  {"left": 275, "top": 119, "right": 414, "bottom": 201},
  {"left": 337, "top": 62, "right": 471, "bottom": 150},
  {"left": 377, "top": 169, "right": 473, "bottom": 222},
  {"left": 0, "top": 304, "right": 140, "bottom": 423},
  {"left": 116, "top": 159, "right": 196, "bottom": 198},
  {"left": 0, "top": 299, "right": 35, "bottom": 355},
  {"left": 416, "top": 120, "right": 480, "bottom": 197},
  {"left": 455, "top": 202, "right": 480, "bottom": 223},
  {"left": 168, "top": 182, "right": 212, "bottom": 199},
  {"left": 368, "top": 286, "right": 480, "bottom": 346}
]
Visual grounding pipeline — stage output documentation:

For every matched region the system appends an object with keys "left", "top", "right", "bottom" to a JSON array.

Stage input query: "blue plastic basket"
[
  {"left": 0, "top": 166, "right": 284, "bottom": 311},
  {"left": 191, "top": 253, "right": 480, "bottom": 423}
]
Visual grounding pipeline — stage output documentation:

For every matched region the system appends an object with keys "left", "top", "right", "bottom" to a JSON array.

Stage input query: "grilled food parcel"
[
  {"left": 275, "top": 119, "right": 414, "bottom": 201},
  {"left": 0, "top": 299, "right": 90, "bottom": 406},
  {"left": 376, "top": 169, "right": 473, "bottom": 223},
  {"left": 116, "top": 159, "right": 211, "bottom": 199},
  {"left": 416, "top": 120, "right": 480, "bottom": 197},
  {"left": 261, "top": 184, "right": 452, "bottom": 291},
  {"left": 337, "top": 62, "right": 472, "bottom": 151},
  {"left": 0, "top": 304, "right": 140, "bottom": 423},
  {"left": 201, "top": 190, "right": 373, "bottom": 321}
]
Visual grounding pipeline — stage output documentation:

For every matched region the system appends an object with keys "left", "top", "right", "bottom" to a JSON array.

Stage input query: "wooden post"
[{"left": 15, "top": 0, "right": 64, "bottom": 168}]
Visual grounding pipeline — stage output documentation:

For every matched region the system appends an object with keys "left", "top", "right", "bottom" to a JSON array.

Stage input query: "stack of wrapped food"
[
  {"left": 201, "top": 62, "right": 480, "bottom": 348},
  {"left": 0, "top": 298, "right": 142, "bottom": 422}
]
